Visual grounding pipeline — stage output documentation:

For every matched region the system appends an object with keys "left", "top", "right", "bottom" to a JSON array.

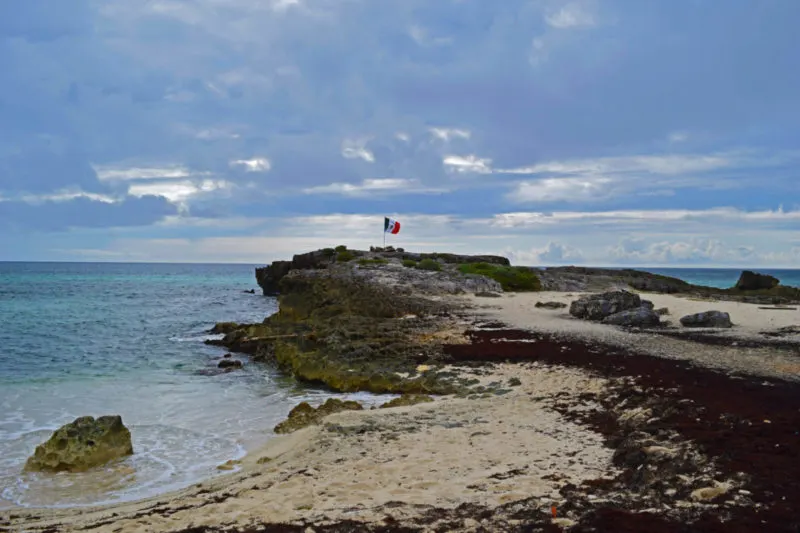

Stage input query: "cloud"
[
  {"left": 443, "top": 155, "right": 492, "bottom": 174},
  {"left": 302, "top": 178, "right": 444, "bottom": 196},
  {"left": 94, "top": 165, "right": 198, "bottom": 181},
  {"left": 509, "top": 176, "right": 615, "bottom": 203},
  {"left": 508, "top": 241, "right": 584, "bottom": 265},
  {"left": 127, "top": 179, "right": 234, "bottom": 204},
  {"left": 0, "top": 195, "right": 177, "bottom": 231},
  {"left": 429, "top": 128, "right": 471, "bottom": 142},
  {"left": 608, "top": 237, "right": 757, "bottom": 265},
  {"left": 545, "top": 3, "right": 596, "bottom": 29},
  {"left": 229, "top": 158, "right": 271, "bottom": 172},
  {"left": 341, "top": 139, "right": 375, "bottom": 163}
]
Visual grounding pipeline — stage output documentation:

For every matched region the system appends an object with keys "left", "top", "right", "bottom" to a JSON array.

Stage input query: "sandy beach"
[{"left": 4, "top": 289, "right": 799, "bottom": 532}]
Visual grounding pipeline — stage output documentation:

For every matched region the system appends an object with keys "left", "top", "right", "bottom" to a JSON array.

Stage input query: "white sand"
[
  {"left": 4, "top": 364, "right": 615, "bottom": 532},
  {"left": 470, "top": 291, "right": 800, "bottom": 380}
]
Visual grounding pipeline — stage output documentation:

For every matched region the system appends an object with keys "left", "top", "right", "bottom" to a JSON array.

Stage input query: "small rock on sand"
[{"left": 680, "top": 311, "right": 732, "bottom": 328}]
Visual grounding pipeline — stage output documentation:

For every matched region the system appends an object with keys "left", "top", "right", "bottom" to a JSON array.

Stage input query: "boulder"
[
  {"left": 24, "top": 416, "right": 133, "bottom": 473},
  {"left": 641, "top": 299, "right": 655, "bottom": 310},
  {"left": 569, "top": 290, "right": 642, "bottom": 321},
  {"left": 602, "top": 308, "right": 661, "bottom": 327},
  {"left": 218, "top": 359, "right": 243, "bottom": 369},
  {"left": 680, "top": 311, "right": 732, "bottom": 328},
  {"left": 655, "top": 307, "right": 670, "bottom": 316},
  {"left": 735, "top": 271, "right": 779, "bottom": 291}
]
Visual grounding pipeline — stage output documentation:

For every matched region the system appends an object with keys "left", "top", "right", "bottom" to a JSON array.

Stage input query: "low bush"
[
  {"left": 458, "top": 263, "right": 541, "bottom": 292},
  {"left": 358, "top": 258, "right": 388, "bottom": 266},
  {"left": 402, "top": 259, "right": 417, "bottom": 268},
  {"left": 334, "top": 245, "right": 348, "bottom": 252},
  {"left": 416, "top": 258, "right": 441, "bottom": 271},
  {"left": 321, "top": 248, "right": 336, "bottom": 257},
  {"left": 336, "top": 250, "right": 355, "bottom": 262}
]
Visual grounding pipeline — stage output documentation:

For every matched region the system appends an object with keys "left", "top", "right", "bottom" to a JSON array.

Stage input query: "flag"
[{"left": 384, "top": 217, "right": 401, "bottom": 234}]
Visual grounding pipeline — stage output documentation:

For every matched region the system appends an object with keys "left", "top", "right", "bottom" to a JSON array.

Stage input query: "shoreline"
[{"left": 4, "top": 254, "right": 800, "bottom": 532}]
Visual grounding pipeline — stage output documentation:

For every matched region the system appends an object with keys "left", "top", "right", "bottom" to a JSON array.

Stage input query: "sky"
[{"left": 1, "top": 0, "right": 799, "bottom": 266}]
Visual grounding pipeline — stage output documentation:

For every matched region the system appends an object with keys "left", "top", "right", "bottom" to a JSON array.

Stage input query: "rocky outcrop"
[
  {"left": 569, "top": 291, "right": 643, "bottom": 321},
  {"left": 734, "top": 271, "right": 779, "bottom": 291},
  {"left": 679, "top": 311, "right": 733, "bottom": 328},
  {"left": 255, "top": 249, "right": 340, "bottom": 295},
  {"left": 602, "top": 308, "right": 661, "bottom": 327},
  {"left": 274, "top": 398, "right": 363, "bottom": 433},
  {"left": 25, "top": 416, "right": 133, "bottom": 473}
]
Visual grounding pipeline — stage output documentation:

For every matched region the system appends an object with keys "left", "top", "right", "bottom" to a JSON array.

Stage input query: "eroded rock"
[
  {"left": 379, "top": 394, "right": 434, "bottom": 409},
  {"left": 680, "top": 311, "right": 732, "bottom": 328},
  {"left": 569, "top": 291, "right": 642, "bottom": 321},
  {"left": 25, "top": 415, "right": 133, "bottom": 473},
  {"left": 274, "top": 399, "right": 364, "bottom": 434},
  {"left": 602, "top": 308, "right": 661, "bottom": 327}
]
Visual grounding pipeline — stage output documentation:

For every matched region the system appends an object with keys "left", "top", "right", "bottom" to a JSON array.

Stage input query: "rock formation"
[
  {"left": 25, "top": 415, "right": 133, "bottom": 473},
  {"left": 734, "top": 271, "right": 780, "bottom": 291},
  {"left": 274, "top": 398, "right": 363, "bottom": 433},
  {"left": 569, "top": 290, "right": 644, "bottom": 321},
  {"left": 602, "top": 308, "right": 661, "bottom": 327},
  {"left": 679, "top": 311, "right": 733, "bottom": 328}
]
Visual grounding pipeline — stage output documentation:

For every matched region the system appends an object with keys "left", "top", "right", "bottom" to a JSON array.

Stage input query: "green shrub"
[
  {"left": 336, "top": 250, "right": 355, "bottom": 262},
  {"left": 358, "top": 258, "right": 388, "bottom": 266},
  {"left": 402, "top": 259, "right": 417, "bottom": 268},
  {"left": 458, "top": 263, "right": 541, "bottom": 292},
  {"left": 334, "top": 245, "right": 348, "bottom": 252},
  {"left": 416, "top": 258, "right": 441, "bottom": 271},
  {"left": 321, "top": 248, "right": 336, "bottom": 257}
]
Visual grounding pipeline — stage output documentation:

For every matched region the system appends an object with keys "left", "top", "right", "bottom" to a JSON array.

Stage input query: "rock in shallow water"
[
  {"left": 24, "top": 415, "right": 133, "bottom": 473},
  {"left": 680, "top": 311, "right": 732, "bottom": 328}
]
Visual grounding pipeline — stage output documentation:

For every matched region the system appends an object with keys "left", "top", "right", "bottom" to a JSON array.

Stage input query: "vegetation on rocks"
[
  {"left": 402, "top": 259, "right": 418, "bottom": 268},
  {"left": 416, "top": 258, "right": 441, "bottom": 271},
  {"left": 336, "top": 250, "right": 355, "bottom": 262},
  {"left": 458, "top": 263, "right": 541, "bottom": 292},
  {"left": 274, "top": 398, "right": 363, "bottom": 434},
  {"left": 358, "top": 258, "right": 388, "bottom": 266},
  {"left": 379, "top": 394, "right": 434, "bottom": 409}
]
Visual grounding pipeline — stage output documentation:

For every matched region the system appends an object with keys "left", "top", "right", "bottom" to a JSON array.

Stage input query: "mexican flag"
[{"left": 384, "top": 217, "right": 401, "bottom": 234}]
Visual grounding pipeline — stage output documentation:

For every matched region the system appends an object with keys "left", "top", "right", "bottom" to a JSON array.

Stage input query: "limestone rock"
[
  {"left": 680, "top": 311, "right": 732, "bottom": 328},
  {"left": 274, "top": 399, "right": 363, "bottom": 434},
  {"left": 735, "top": 270, "right": 779, "bottom": 291},
  {"left": 655, "top": 307, "right": 670, "bottom": 316},
  {"left": 209, "top": 322, "right": 239, "bottom": 334},
  {"left": 218, "top": 359, "right": 243, "bottom": 369},
  {"left": 602, "top": 308, "right": 661, "bottom": 327},
  {"left": 379, "top": 394, "right": 434, "bottom": 409},
  {"left": 24, "top": 415, "right": 133, "bottom": 473},
  {"left": 569, "top": 290, "right": 642, "bottom": 321}
]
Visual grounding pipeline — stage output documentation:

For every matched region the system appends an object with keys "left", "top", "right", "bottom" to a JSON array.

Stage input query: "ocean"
[
  {"left": 1, "top": 263, "right": 798, "bottom": 510},
  {"left": 0, "top": 262, "right": 385, "bottom": 509},
  {"left": 637, "top": 267, "right": 800, "bottom": 290}
]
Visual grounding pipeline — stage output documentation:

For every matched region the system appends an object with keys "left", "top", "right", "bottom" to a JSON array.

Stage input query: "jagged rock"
[
  {"left": 602, "top": 308, "right": 661, "bottom": 327},
  {"left": 379, "top": 395, "right": 434, "bottom": 409},
  {"left": 680, "top": 311, "right": 732, "bottom": 328},
  {"left": 274, "top": 399, "right": 363, "bottom": 433},
  {"left": 535, "top": 301, "right": 568, "bottom": 310},
  {"left": 641, "top": 299, "right": 654, "bottom": 310},
  {"left": 569, "top": 290, "right": 642, "bottom": 321},
  {"left": 735, "top": 270, "right": 779, "bottom": 291},
  {"left": 218, "top": 359, "right": 243, "bottom": 369},
  {"left": 25, "top": 416, "right": 133, "bottom": 473},
  {"left": 655, "top": 307, "right": 670, "bottom": 316},
  {"left": 475, "top": 291, "right": 502, "bottom": 298},
  {"left": 209, "top": 322, "right": 239, "bottom": 334}
]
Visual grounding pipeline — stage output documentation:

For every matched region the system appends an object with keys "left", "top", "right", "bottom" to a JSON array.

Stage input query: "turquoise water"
[
  {"left": 638, "top": 268, "right": 800, "bottom": 289},
  {"left": 0, "top": 262, "right": 384, "bottom": 509}
]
